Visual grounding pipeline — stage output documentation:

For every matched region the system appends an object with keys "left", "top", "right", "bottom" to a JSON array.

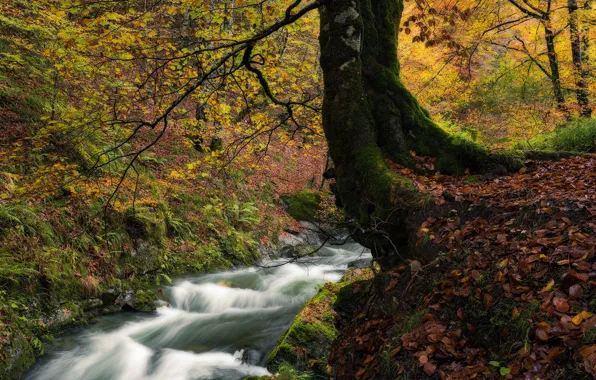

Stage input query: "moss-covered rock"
[
  {"left": 267, "top": 268, "right": 373, "bottom": 379},
  {"left": 0, "top": 330, "right": 36, "bottom": 379},
  {"left": 282, "top": 191, "right": 322, "bottom": 223},
  {"left": 116, "top": 289, "right": 157, "bottom": 313},
  {"left": 267, "top": 284, "right": 338, "bottom": 378},
  {"left": 40, "top": 301, "right": 83, "bottom": 328}
]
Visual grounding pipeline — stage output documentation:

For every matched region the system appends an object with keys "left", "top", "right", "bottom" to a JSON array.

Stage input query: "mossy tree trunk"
[{"left": 318, "top": 0, "right": 518, "bottom": 267}]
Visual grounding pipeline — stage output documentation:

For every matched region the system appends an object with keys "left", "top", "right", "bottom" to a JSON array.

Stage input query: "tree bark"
[
  {"left": 503, "top": 1, "right": 568, "bottom": 111},
  {"left": 568, "top": 0, "right": 591, "bottom": 116},
  {"left": 543, "top": 22, "right": 567, "bottom": 109},
  {"left": 318, "top": 0, "right": 522, "bottom": 268},
  {"left": 582, "top": 1, "right": 593, "bottom": 69}
]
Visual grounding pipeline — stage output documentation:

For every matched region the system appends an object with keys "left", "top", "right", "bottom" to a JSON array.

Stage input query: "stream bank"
[
  {"left": 0, "top": 185, "right": 313, "bottom": 379},
  {"left": 23, "top": 230, "right": 371, "bottom": 380},
  {"left": 0, "top": 177, "right": 341, "bottom": 380}
]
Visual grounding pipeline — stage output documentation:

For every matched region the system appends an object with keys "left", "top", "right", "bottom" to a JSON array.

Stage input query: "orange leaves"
[
  {"left": 400, "top": 317, "right": 476, "bottom": 377},
  {"left": 581, "top": 345, "right": 596, "bottom": 375},
  {"left": 354, "top": 367, "right": 367, "bottom": 378},
  {"left": 332, "top": 315, "right": 401, "bottom": 380},
  {"left": 332, "top": 156, "right": 594, "bottom": 379},
  {"left": 301, "top": 299, "right": 335, "bottom": 325},
  {"left": 385, "top": 278, "right": 399, "bottom": 292},
  {"left": 535, "top": 322, "right": 552, "bottom": 341},
  {"left": 553, "top": 296, "right": 571, "bottom": 313},
  {"left": 423, "top": 361, "right": 437, "bottom": 375},
  {"left": 403, "top": 157, "right": 595, "bottom": 377},
  {"left": 425, "top": 320, "right": 447, "bottom": 342}
]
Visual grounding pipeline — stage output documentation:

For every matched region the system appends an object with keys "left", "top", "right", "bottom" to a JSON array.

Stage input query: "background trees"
[
  {"left": 400, "top": 0, "right": 595, "bottom": 146},
  {"left": 1, "top": 0, "right": 593, "bottom": 206}
]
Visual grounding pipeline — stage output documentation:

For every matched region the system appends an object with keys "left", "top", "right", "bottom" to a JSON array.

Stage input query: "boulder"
[{"left": 116, "top": 290, "right": 157, "bottom": 312}]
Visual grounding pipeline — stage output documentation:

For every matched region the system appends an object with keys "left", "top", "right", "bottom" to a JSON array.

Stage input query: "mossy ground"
[
  {"left": 282, "top": 190, "right": 322, "bottom": 223},
  {"left": 0, "top": 178, "right": 287, "bottom": 379},
  {"left": 267, "top": 268, "right": 373, "bottom": 379}
]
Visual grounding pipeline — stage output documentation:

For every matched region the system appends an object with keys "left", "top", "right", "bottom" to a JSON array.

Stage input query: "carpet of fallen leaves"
[{"left": 331, "top": 155, "right": 595, "bottom": 379}]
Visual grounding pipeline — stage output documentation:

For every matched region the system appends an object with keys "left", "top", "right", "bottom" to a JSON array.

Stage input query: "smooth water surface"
[{"left": 25, "top": 241, "right": 371, "bottom": 380}]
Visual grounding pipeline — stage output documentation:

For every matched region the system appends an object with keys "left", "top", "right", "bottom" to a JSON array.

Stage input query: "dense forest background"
[{"left": 0, "top": 0, "right": 595, "bottom": 378}]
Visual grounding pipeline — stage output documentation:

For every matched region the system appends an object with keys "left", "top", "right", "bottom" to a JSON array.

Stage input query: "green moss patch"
[
  {"left": 267, "top": 268, "right": 373, "bottom": 379},
  {"left": 267, "top": 284, "right": 338, "bottom": 377},
  {"left": 282, "top": 190, "right": 322, "bottom": 222}
]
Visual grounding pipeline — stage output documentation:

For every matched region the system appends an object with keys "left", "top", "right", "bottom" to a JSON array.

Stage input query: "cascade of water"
[{"left": 26, "top": 240, "right": 371, "bottom": 380}]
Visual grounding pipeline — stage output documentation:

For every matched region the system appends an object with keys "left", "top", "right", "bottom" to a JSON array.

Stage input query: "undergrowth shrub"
[
  {"left": 0, "top": 253, "right": 37, "bottom": 288},
  {"left": 0, "top": 203, "right": 56, "bottom": 244},
  {"left": 514, "top": 117, "right": 596, "bottom": 153},
  {"left": 277, "top": 362, "right": 312, "bottom": 380}
]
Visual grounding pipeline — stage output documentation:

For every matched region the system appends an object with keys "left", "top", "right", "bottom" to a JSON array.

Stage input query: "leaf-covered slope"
[{"left": 331, "top": 155, "right": 595, "bottom": 379}]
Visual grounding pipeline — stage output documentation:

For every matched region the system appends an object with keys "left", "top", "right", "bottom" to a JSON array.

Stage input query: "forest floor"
[{"left": 328, "top": 155, "right": 596, "bottom": 379}]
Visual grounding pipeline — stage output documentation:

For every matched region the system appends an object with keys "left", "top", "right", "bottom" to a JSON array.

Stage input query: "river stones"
[{"left": 116, "top": 290, "right": 157, "bottom": 312}]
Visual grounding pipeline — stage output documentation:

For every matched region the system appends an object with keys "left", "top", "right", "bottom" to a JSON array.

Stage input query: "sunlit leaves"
[{"left": 400, "top": 0, "right": 594, "bottom": 148}]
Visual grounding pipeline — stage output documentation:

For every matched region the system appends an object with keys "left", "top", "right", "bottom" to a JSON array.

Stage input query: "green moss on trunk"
[
  {"left": 319, "top": 0, "right": 527, "bottom": 268},
  {"left": 358, "top": 0, "right": 509, "bottom": 175}
]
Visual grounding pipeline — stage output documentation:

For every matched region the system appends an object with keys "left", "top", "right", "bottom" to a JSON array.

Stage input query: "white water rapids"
[{"left": 25, "top": 241, "right": 371, "bottom": 380}]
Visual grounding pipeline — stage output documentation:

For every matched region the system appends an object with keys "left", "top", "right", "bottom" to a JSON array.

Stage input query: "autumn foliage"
[{"left": 0, "top": 0, "right": 595, "bottom": 379}]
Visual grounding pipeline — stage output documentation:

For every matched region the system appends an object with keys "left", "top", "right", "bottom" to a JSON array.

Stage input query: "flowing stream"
[{"left": 25, "top": 240, "right": 371, "bottom": 380}]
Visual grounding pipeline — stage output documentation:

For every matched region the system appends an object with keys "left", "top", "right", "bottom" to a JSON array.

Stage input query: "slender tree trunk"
[
  {"left": 318, "top": 0, "right": 521, "bottom": 267},
  {"left": 543, "top": 21, "right": 567, "bottom": 109},
  {"left": 568, "top": 0, "right": 592, "bottom": 116},
  {"left": 583, "top": 0, "right": 594, "bottom": 67}
]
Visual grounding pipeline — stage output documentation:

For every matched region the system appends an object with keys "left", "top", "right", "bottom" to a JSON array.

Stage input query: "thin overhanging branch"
[
  {"left": 99, "top": 0, "right": 324, "bottom": 147},
  {"left": 104, "top": 115, "right": 169, "bottom": 216},
  {"left": 70, "top": 0, "right": 330, "bottom": 216},
  {"left": 92, "top": 0, "right": 328, "bottom": 63},
  {"left": 481, "top": 15, "right": 531, "bottom": 37},
  {"left": 507, "top": 0, "right": 545, "bottom": 19},
  {"left": 88, "top": 46, "right": 245, "bottom": 176},
  {"left": 241, "top": 44, "right": 321, "bottom": 126},
  {"left": 487, "top": 39, "right": 552, "bottom": 79},
  {"left": 514, "top": 36, "right": 552, "bottom": 78},
  {"left": 521, "top": 0, "right": 546, "bottom": 16}
]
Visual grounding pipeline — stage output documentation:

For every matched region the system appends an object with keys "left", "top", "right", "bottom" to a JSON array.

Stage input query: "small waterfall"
[{"left": 26, "top": 239, "right": 371, "bottom": 380}]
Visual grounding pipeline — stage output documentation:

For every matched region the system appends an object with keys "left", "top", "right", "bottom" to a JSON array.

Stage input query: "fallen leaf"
[
  {"left": 385, "top": 278, "right": 398, "bottom": 292},
  {"left": 569, "top": 284, "right": 583, "bottom": 299},
  {"left": 423, "top": 362, "right": 437, "bottom": 375},
  {"left": 572, "top": 311, "right": 593, "bottom": 325},
  {"left": 553, "top": 297, "right": 570, "bottom": 313},
  {"left": 536, "top": 328, "right": 550, "bottom": 341},
  {"left": 512, "top": 307, "right": 520, "bottom": 319},
  {"left": 541, "top": 279, "right": 555, "bottom": 293}
]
